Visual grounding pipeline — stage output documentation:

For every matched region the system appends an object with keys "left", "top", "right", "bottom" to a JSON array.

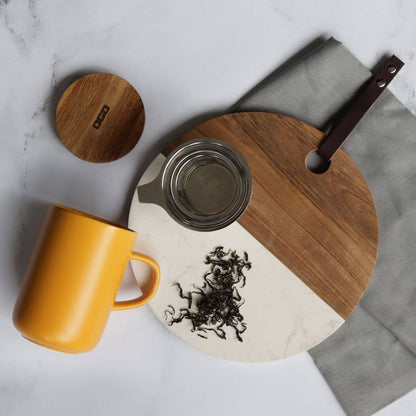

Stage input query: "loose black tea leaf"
[{"left": 164, "top": 247, "right": 251, "bottom": 342}]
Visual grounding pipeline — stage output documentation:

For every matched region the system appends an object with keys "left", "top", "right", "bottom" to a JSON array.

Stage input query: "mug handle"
[{"left": 112, "top": 252, "right": 160, "bottom": 311}]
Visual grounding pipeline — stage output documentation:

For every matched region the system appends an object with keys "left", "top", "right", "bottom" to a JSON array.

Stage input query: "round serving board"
[{"left": 128, "top": 112, "right": 378, "bottom": 362}]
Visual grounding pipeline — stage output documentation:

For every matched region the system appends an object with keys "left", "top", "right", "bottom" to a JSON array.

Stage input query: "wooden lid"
[{"left": 56, "top": 73, "right": 145, "bottom": 163}]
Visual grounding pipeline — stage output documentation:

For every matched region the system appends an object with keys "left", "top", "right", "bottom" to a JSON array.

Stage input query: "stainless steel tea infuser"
[{"left": 137, "top": 138, "right": 252, "bottom": 231}]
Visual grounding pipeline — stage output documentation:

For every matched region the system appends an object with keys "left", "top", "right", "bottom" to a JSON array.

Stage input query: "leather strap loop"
[{"left": 317, "top": 55, "right": 404, "bottom": 161}]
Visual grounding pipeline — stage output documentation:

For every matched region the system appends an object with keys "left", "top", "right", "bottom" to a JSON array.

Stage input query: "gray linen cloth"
[{"left": 232, "top": 37, "right": 416, "bottom": 416}]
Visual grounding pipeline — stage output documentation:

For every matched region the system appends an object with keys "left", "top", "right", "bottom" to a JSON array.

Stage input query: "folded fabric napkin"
[{"left": 232, "top": 37, "right": 416, "bottom": 416}]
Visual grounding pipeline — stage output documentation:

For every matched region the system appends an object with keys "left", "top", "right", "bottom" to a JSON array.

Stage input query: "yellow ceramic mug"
[{"left": 13, "top": 204, "right": 160, "bottom": 354}]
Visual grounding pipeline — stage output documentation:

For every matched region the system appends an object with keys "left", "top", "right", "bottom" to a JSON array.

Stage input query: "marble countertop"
[{"left": 1, "top": 1, "right": 416, "bottom": 415}]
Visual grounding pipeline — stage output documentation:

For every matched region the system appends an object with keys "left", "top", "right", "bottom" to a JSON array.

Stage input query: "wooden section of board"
[
  {"left": 163, "top": 112, "right": 378, "bottom": 319},
  {"left": 56, "top": 73, "right": 145, "bottom": 163}
]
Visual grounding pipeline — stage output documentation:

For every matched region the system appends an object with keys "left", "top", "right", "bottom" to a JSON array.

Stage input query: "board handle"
[{"left": 317, "top": 55, "right": 404, "bottom": 162}]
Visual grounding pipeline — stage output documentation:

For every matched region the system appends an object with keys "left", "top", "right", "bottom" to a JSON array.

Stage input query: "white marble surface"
[{"left": 1, "top": 0, "right": 416, "bottom": 415}]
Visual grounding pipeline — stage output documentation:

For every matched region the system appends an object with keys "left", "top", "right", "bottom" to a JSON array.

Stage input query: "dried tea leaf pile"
[{"left": 164, "top": 247, "right": 251, "bottom": 342}]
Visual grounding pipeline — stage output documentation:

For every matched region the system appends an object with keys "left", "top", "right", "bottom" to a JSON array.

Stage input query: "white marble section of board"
[{"left": 128, "top": 154, "right": 344, "bottom": 362}]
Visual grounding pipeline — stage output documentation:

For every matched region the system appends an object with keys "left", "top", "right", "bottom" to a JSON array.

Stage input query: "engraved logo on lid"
[{"left": 92, "top": 105, "right": 110, "bottom": 129}]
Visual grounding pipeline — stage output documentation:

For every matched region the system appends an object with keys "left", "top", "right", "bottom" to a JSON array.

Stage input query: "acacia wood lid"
[{"left": 56, "top": 73, "right": 145, "bottom": 163}]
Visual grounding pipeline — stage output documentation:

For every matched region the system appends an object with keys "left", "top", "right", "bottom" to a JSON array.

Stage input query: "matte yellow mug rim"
[{"left": 53, "top": 203, "right": 135, "bottom": 234}]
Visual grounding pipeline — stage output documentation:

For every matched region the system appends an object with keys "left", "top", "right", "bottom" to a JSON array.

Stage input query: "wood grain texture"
[
  {"left": 163, "top": 112, "right": 378, "bottom": 319},
  {"left": 56, "top": 73, "right": 145, "bottom": 163}
]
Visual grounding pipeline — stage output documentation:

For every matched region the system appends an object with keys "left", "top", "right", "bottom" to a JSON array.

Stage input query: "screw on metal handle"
[{"left": 316, "top": 55, "right": 404, "bottom": 163}]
